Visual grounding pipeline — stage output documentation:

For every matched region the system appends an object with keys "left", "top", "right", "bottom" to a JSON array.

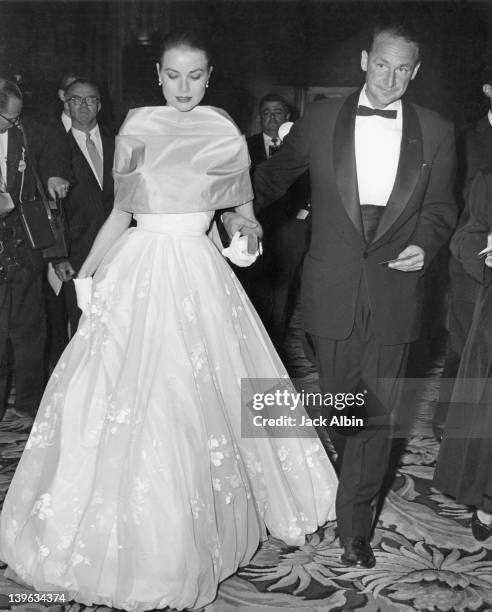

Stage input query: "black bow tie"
[{"left": 357, "top": 105, "right": 397, "bottom": 119}]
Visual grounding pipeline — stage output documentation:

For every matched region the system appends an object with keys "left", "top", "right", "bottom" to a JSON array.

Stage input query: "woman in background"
[
  {"left": 434, "top": 167, "right": 492, "bottom": 542},
  {"left": 0, "top": 30, "right": 337, "bottom": 611}
]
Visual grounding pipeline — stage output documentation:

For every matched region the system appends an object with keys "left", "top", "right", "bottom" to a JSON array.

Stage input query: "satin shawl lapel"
[
  {"left": 334, "top": 92, "right": 363, "bottom": 236},
  {"left": 6, "top": 126, "right": 23, "bottom": 193},
  {"left": 371, "top": 101, "right": 423, "bottom": 244}
]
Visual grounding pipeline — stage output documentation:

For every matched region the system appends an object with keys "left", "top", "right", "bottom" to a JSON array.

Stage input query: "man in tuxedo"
[
  {"left": 53, "top": 79, "right": 114, "bottom": 333},
  {"left": 0, "top": 78, "right": 70, "bottom": 419},
  {"left": 241, "top": 93, "right": 310, "bottom": 352},
  {"left": 435, "top": 64, "right": 492, "bottom": 437},
  {"left": 231, "top": 22, "right": 457, "bottom": 567}
]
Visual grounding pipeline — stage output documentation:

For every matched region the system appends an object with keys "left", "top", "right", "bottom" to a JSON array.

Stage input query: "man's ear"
[
  {"left": 361, "top": 50, "right": 368, "bottom": 73},
  {"left": 58, "top": 89, "right": 65, "bottom": 103}
]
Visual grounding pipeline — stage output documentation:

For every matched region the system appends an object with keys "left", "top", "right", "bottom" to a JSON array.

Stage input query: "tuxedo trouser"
[
  {"left": 309, "top": 278, "right": 409, "bottom": 541},
  {"left": 0, "top": 267, "right": 46, "bottom": 419}
]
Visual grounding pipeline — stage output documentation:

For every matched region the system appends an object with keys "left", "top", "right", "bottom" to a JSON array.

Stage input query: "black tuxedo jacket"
[
  {"left": 62, "top": 126, "right": 115, "bottom": 272},
  {"left": 254, "top": 91, "right": 457, "bottom": 344},
  {"left": 4, "top": 116, "right": 70, "bottom": 271},
  {"left": 247, "top": 132, "right": 268, "bottom": 166}
]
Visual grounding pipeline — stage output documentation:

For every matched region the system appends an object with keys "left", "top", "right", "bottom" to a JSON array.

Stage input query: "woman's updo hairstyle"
[{"left": 158, "top": 30, "right": 213, "bottom": 68}]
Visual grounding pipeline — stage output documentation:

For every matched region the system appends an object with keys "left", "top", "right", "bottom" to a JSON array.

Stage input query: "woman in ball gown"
[
  {"left": 0, "top": 31, "right": 337, "bottom": 611},
  {"left": 434, "top": 167, "right": 492, "bottom": 542}
]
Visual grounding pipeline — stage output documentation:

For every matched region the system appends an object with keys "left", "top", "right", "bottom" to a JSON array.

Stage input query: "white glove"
[
  {"left": 222, "top": 232, "right": 261, "bottom": 267},
  {"left": 73, "top": 277, "right": 93, "bottom": 315}
]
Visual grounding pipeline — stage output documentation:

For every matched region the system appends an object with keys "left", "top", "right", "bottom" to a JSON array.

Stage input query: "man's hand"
[
  {"left": 221, "top": 212, "right": 263, "bottom": 254},
  {"left": 54, "top": 260, "right": 75, "bottom": 282},
  {"left": 47, "top": 177, "right": 70, "bottom": 200},
  {"left": 387, "top": 245, "right": 425, "bottom": 272}
]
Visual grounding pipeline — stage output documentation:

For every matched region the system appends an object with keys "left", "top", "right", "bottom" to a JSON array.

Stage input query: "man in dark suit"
[
  {"left": 53, "top": 79, "right": 114, "bottom": 333},
  {"left": 241, "top": 93, "right": 310, "bottom": 352},
  {"left": 435, "top": 64, "right": 492, "bottom": 437},
  {"left": 0, "top": 78, "right": 70, "bottom": 420},
  {"left": 227, "top": 21, "right": 457, "bottom": 567},
  {"left": 44, "top": 71, "right": 81, "bottom": 370}
]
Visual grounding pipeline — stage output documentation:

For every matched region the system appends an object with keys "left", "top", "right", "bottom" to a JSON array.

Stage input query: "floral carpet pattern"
[{"left": 0, "top": 357, "right": 491, "bottom": 611}]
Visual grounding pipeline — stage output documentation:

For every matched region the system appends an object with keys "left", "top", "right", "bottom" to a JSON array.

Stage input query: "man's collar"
[
  {"left": 61, "top": 112, "right": 72, "bottom": 132},
  {"left": 71, "top": 124, "right": 99, "bottom": 137}
]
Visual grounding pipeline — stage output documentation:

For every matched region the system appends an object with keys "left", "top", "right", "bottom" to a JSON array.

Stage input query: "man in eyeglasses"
[
  {"left": 0, "top": 77, "right": 70, "bottom": 422},
  {"left": 52, "top": 79, "right": 114, "bottom": 335}
]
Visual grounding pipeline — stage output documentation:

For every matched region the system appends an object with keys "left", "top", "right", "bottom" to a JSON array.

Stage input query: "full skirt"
[{"left": 0, "top": 214, "right": 337, "bottom": 611}]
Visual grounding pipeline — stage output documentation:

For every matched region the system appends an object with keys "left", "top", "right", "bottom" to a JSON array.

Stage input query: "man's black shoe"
[
  {"left": 471, "top": 510, "right": 492, "bottom": 542},
  {"left": 341, "top": 536, "right": 376, "bottom": 568}
]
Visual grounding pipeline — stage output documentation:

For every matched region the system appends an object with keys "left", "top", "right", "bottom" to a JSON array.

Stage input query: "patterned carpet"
[{"left": 0, "top": 322, "right": 491, "bottom": 611}]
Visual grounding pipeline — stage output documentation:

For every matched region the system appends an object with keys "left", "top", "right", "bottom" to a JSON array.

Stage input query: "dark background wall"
[{"left": 0, "top": 0, "right": 489, "bottom": 133}]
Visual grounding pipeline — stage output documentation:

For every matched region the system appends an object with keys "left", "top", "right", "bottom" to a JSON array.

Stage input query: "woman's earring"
[
  {"left": 158, "top": 79, "right": 162, "bottom": 86},
  {"left": 206, "top": 81, "right": 209, "bottom": 88}
]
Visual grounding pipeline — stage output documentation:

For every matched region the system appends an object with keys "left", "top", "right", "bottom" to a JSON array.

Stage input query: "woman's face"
[{"left": 157, "top": 45, "right": 212, "bottom": 112}]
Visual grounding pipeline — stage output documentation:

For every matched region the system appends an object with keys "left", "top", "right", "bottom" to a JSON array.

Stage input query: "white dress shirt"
[
  {"left": 355, "top": 87, "right": 402, "bottom": 206},
  {"left": 71, "top": 124, "right": 103, "bottom": 188},
  {"left": 262, "top": 133, "right": 281, "bottom": 158}
]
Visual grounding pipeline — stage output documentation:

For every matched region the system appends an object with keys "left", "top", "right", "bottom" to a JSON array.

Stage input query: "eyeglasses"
[
  {"left": 67, "top": 95, "right": 100, "bottom": 107},
  {"left": 0, "top": 112, "right": 20, "bottom": 127}
]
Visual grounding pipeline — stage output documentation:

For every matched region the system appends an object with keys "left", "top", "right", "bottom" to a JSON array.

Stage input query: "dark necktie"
[
  {"left": 356, "top": 105, "right": 397, "bottom": 119},
  {"left": 268, "top": 137, "right": 281, "bottom": 158}
]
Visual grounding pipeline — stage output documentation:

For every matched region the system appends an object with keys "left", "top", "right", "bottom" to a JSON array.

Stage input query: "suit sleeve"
[
  {"left": 411, "top": 121, "right": 458, "bottom": 266},
  {"left": 450, "top": 170, "right": 492, "bottom": 286},
  {"left": 26, "top": 117, "right": 71, "bottom": 186},
  {"left": 253, "top": 109, "right": 311, "bottom": 214}
]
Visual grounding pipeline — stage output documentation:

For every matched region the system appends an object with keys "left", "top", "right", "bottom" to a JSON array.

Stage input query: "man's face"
[
  {"left": 361, "top": 32, "right": 420, "bottom": 109},
  {"left": 0, "top": 96, "right": 22, "bottom": 134},
  {"left": 64, "top": 82, "right": 100, "bottom": 131},
  {"left": 260, "top": 101, "right": 289, "bottom": 138}
]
